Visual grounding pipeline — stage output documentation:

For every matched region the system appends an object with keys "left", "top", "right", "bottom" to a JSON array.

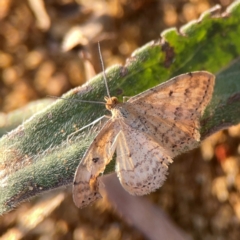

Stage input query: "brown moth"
[{"left": 73, "top": 71, "right": 215, "bottom": 208}]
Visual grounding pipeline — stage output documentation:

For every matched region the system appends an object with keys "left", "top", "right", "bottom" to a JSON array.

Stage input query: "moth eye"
[{"left": 92, "top": 157, "right": 99, "bottom": 163}]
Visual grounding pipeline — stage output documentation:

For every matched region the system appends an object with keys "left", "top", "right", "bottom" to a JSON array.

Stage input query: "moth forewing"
[
  {"left": 127, "top": 71, "right": 215, "bottom": 108},
  {"left": 73, "top": 119, "right": 118, "bottom": 208},
  {"left": 125, "top": 71, "right": 215, "bottom": 157}
]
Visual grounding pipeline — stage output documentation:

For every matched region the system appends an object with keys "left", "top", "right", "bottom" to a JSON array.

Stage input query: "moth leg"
[
  {"left": 123, "top": 96, "right": 132, "bottom": 103},
  {"left": 109, "top": 130, "right": 123, "bottom": 154},
  {"left": 67, "top": 115, "right": 110, "bottom": 143}
]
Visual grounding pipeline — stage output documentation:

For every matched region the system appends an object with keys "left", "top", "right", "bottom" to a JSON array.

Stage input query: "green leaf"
[
  {"left": 0, "top": 99, "right": 54, "bottom": 137},
  {"left": 1, "top": 2, "right": 240, "bottom": 214}
]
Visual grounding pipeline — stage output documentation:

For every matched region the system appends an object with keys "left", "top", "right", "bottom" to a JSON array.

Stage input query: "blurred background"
[{"left": 0, "top": 0, "right": 240, "bottom": 240}]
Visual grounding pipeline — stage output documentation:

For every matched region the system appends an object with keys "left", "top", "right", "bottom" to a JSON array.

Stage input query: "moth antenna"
[
  {"left": 47, "top": 43, "right": 110, "bottom": 106},
  {"left": 47, "top": 95, "right": 106, "bottom": 105},
  {"left": 98, "top": 42, "right": 111, "bottom": 98}
]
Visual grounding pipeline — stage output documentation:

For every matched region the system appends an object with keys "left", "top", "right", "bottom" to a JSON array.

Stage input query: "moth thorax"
[{"left": 105, "top": 96, "right": 119, "bottom": 110}]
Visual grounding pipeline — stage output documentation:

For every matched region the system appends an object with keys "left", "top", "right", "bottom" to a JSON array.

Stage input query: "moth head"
[{"left": 105, "top": 96, "right": 118, "bottom": 110}]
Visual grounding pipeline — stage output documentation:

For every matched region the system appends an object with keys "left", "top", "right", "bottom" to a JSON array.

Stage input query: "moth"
[{"left": 73, "top": 71, "right": 215, "bottom": 208}]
